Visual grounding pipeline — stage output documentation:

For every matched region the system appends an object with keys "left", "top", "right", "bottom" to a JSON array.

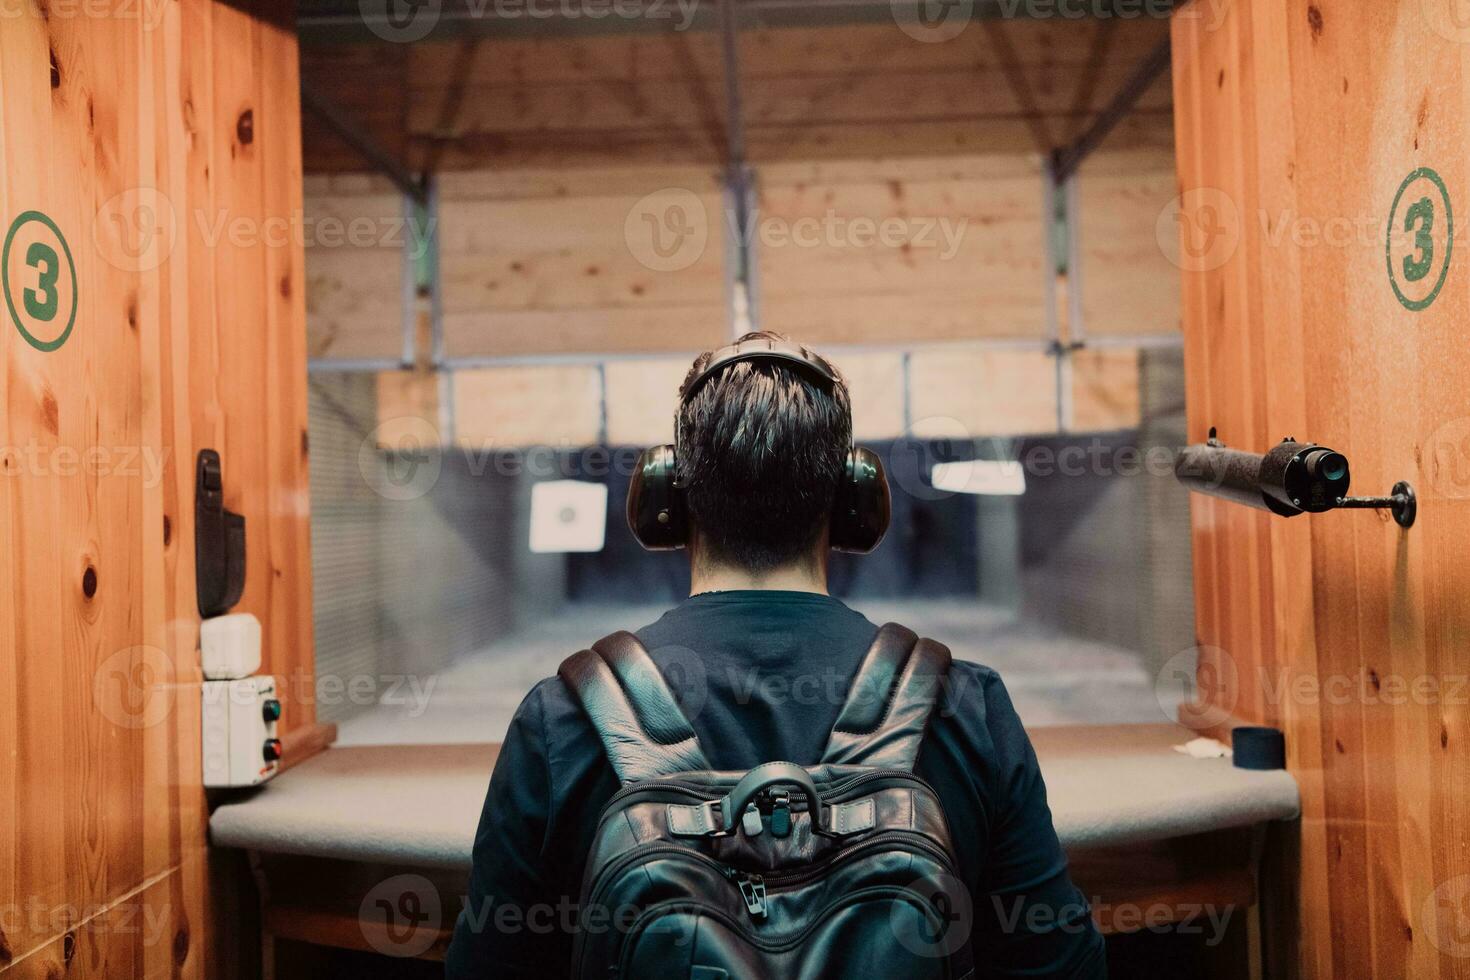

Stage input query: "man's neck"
[{"left": 689, "top": 555, "right": 828, "bottom": 597}]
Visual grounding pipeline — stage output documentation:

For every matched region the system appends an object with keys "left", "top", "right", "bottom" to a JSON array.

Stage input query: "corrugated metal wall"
[
  {"left": 1018, "top": 348, "right": 1195, "bottom": 676},
  {"left": 307, "top": 373, "right": 527, "bottom": 723}
]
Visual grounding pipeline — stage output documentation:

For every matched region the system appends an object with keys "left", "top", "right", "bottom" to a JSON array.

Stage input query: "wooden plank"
[
  {"left": 453, "top": 365, "right": 604, "bottom": 449},
  {"left": 603, "top": 357, "right": 685, "bottom": 447},
  {"left": 1072, "top": 347, "right": 1141, "bottom": 432},
  {"left": 1076, "top": 153, "right": 1181, "bottom": 336},
  {"left": 376, "top": 369, "right": 443, "bottom": 448},
  {"left": 908, "top": 347, "right": 1056, "bottom": 438},
  {"left": 837, "top": 350, "right": 907, "bottom": 442},
  {"left": 759, "top": 161, "right": 1050, "bottom": 344},
  {"left": 304, "top": 190, "right": 406, "bottom": 360},
  {"left": 438, "top": 177, "right": 727, "bottom": 357}
]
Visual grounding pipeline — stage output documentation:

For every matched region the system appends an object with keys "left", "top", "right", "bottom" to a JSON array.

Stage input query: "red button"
[{"left": 263, "top": 738, "right": 283, "bottom": 763}]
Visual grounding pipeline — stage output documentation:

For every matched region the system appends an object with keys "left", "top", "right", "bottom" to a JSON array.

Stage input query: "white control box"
[
  {"left": 201, "top": 612, "right": 262, "bottom": 680},
  {"left": 202, "top": 675, "right": 283, "bottom": 788}
]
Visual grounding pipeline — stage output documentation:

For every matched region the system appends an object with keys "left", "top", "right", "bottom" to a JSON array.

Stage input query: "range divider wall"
[
  {"left": 1172, "top": 2, "right": 1470, "bottom": 976},
  {"left": 0, "top": 2, "right": 315, "bottom": 976}
]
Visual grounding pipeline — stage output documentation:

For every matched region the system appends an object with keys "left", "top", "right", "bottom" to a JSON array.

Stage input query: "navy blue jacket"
[{"left": 446, "top": 590, "right": 1105, "bottom": 978}]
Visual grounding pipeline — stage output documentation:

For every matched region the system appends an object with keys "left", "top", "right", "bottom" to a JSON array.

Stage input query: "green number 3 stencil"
[{"left": 3, "top": 210, "right": 78, "bottom": 351}]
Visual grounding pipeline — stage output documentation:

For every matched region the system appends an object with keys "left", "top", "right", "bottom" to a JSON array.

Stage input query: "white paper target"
[{"left": 529, "top": 480, "right": 608, "bottom": 553}]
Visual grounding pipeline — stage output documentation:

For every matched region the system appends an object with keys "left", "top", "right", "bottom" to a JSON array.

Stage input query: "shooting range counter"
[{"left": 211, "top": 723, "right": 1299, "bottom": 965}]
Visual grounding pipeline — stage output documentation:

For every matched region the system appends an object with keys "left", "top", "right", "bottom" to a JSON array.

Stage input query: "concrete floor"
[{"left": 336, "top": 599, "right": 1179, "bottom": 746}]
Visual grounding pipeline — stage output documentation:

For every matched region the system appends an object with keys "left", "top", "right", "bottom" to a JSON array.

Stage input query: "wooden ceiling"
[{"left": 298, "top": 11, "right": 1174, "bottom": 174}]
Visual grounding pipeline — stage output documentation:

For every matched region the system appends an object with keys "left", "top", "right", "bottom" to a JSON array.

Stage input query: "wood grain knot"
[
  {"left": 82, "top": 566, "right": 98, "bottom": 599},
  {"left": 62, "top": 932, "right": 76, "bottom": 963},
  {"left": 1306, "top": 5, "right": 1323, "bottom": 38},
  {"left": 49, "top": 49, "right": 60, "bottom": 89},
  {"left": 173, "top": 924, "right": 190, "bottom": 966},
  {"left": 41, "top": 387, "right": 59, "bottom": 435},
  {"left": 0, "top": 922, "right": 12, "bottom": 964},
  {"left": 236, "top": 109, "right": 255, "bottom": 146},
  {"left": 163, "top": 514, "right": 172, "bottom": 547}
]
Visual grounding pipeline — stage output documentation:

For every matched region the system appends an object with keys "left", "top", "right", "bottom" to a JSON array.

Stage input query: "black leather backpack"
[{"left": 558, "top": 622, "right": 975, "bottom": 979}]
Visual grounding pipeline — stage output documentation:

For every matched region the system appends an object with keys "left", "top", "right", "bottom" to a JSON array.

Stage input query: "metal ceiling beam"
[
  {"left": 301, "top": 80, "right": 428, "bottom": 205},
  {"left": 1050, "top": 35, "right": 1171, "bottom": 185}
]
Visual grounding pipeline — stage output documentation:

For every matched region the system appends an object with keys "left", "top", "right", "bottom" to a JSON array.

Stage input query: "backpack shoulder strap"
[
  {"left": 820, "top": 622, "right": 952, "bottom": 770},
  {"left": 558, "top": 630, "right": 712, "bottom": 783}
]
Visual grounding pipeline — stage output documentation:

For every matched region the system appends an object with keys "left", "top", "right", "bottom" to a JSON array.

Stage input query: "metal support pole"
[
  {"left": 400, "top": 190, "right": 418, "bottom": 367},
  {"left": 719, "top": 0, "right": 758, "bottom": 336},
  {"left": 438, "top": 369, "right": 458, "bottom": 446},
  {"left": 1064, "top": 171, "right": 1084, "bottom": 345},
  {"left": 597, "top": 363, "right": 609, "bottom": 445},
  {"left": 901, "top": 351, "right": 913, "bottom": 433},
  {"left": 424, "top": 176, "right": 445, "bottom": 368}
]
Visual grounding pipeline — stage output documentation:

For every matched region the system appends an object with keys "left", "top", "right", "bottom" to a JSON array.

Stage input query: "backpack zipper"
[
  {"left": 611, "top": 884, "right": 952, "bottom": 979},
  {"left": 578, "top": 833, "right": 957, "bottom": 976},
  {"left": 584, "top": 829, "right": 956, "bottom": 926},
  {"left": 721, "top": 866, "right": 768, "bottom": 918}
]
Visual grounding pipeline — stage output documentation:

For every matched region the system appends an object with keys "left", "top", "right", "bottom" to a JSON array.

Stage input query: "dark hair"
[{"left": 676, "top": 331, "right": 852, "bottom": 572}]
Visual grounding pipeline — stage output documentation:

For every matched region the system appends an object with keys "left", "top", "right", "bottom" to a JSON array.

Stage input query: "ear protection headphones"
[{"left": 627, "top": 337, "right": 891, "bottom": 554}]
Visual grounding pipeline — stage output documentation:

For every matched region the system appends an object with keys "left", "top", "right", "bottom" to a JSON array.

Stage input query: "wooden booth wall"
[
  {"left": 0, "top": 2, "right": 313, "bottom": 977},
  {"left": 1173, "top": 1, "right": 1470, "bottom": 977}
]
